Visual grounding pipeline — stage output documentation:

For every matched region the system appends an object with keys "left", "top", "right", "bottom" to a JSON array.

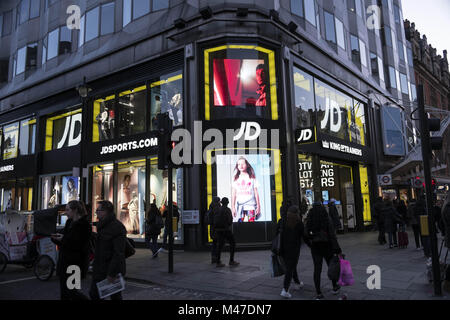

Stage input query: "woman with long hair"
[
  {"left": 305, "top": 201, "right": 343, "bottom": 300},
  {"left": 278, "top": 205, "right": 309, "bottom": 299},
  {"left": 231, "top": 157, "right": 261, "bottom": 222},
  {"left": 51, "top": 200, "right": 92, "bottom": 300}
]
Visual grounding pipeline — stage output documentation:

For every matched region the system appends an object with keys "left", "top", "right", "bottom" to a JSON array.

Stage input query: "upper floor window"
[
  {"left": 398, "top": 40, "right": 405, "bottom": 62},
  {"left": 393, "top": 4, "right": 401, "bottom": 24},
  {"left": 324, "top": 11, "right": 336, "bottom": 44},
  {"left": 400, "top": 73, "right": 409, "bottom": 95},
  {"left": 370, "top": 52, "right": 378, "bottom": 78},
  {"left": 389, "top": 66, "right": 397, "bottom": 89},
  {"left": 304, "top": 0, "right": 316, "bottom": 26},
  {"left": 1, "top": 10, "right": 12, "bottom": 36},
  {"left": 347, "top": 0, "right": 363, "bottom": 18},
  {"left": 43, "top": 26, "right": 72, "bottom": 63},
  {"left": 17, "top": 0, "right": 40, "bottom": 25},
  {"left": 359, "top": 39, "right": 367, "bottom": 67},
  {"left": 407, "top": 48, "right": 414, "bottom": 67},
  {"left": 3, "top": 122, "right": 20, "bottom": 159},
  {"left": 350, "top": 35, "right": 360, "bottom": 66},
  {"left": 15, "top": 43, "right": 37, "bottom": 75},
  {"left": 384, "top": 26, "right": 392, "bottom": 47},
  {"left": 291, "top": 0, "right": 304, "bottom": 17},
  {"left": 79, "top": 2, "right": 115, "bottom": 47},
  {"left": 0, "top": 118, "right": 36, "bottom": 158},
  {"left": 123, "top": 0, "right": 168, "bottom": 27},
  {"left": 293, "top": 67, "right": 315, "bottom": 129},
  {"left": 19, "top": 118, "right": 36, "bottom": 155}
]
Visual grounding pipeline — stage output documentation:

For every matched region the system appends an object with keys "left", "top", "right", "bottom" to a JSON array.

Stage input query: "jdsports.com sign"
[{"left": 100, "top": 138, "right": 158, "bottom": 155}]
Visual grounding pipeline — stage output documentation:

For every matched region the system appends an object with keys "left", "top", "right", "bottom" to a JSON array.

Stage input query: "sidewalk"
[{"left": 125, "top": 230, "right": 450, "bottom": 300}]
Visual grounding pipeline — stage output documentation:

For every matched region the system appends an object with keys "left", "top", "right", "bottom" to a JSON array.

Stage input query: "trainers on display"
[{"left": 280, "top": 289, "right": 292, "bottom": 299}]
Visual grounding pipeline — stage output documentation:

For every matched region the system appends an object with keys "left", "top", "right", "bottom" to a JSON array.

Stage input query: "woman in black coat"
[
  {"left": 51, "top": 200, "right": 92, "bottom": 300},
  {"left": 145, "top": 200, "right": 163, "bottom": 258},
  {"left": 277, "top": 205, "right": 309, "bottom": 299},
  {"left": 382, "top": 199, "right": 398, "bottom": 248}
]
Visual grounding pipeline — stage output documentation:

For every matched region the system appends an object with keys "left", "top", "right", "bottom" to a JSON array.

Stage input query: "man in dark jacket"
[
  {"left": 373, "top": 197, "right": 386, "bottom": 245},
  {"left": 407, "top": 199, "right": 422, "bottom": 249},
  {"left": 161, "top": 202, "right": 180, "bottom": 251},
  {"left": 145, "top": 200, "right": 163, "bottom": 258},
  {"left": 206, "top": 197, "right": 221, "bottom": 264},
  {"left": 214, "top": 197, "right": 239, "bottom": 267},
  {"left": 89, "top": 200, "right": 127, "bottom": 300},
  {"left": 381, "top": 199, "right": 398, "bottom": 248}
]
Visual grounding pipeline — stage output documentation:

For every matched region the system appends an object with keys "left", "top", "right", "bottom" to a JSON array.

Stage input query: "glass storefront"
[
  {"left": 298, "top": 154, "right": 362, "bottom": 230},
  {"left": 40, "top": 174, "right": 80, "bottom": 209},
  {"left": 90, "top": 157, "right": 183, "bottom": 243},
  {"left": 0, "top": 179, "right": 16, "bottom": 211},
  {"left": 45, "top": 108, "right": 82, "bottom": 151}
]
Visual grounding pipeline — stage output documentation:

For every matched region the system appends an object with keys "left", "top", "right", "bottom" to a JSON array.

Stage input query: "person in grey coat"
[{"left": 89, "top": 200, "right": 127, "bottom": 300}]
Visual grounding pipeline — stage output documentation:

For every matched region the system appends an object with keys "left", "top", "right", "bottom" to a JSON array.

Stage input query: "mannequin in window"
[
  {"left": 120, "top": 174, "right": 131, "bottom": 230},
  {"left": 169, "top": 92, "right": 182, "bottom": 126},
  {"left": 128, "top": 191, "right": 140, "bottom": 234},
  {"left": 48, "top": 189, "right": 57, "bottom": 208}
]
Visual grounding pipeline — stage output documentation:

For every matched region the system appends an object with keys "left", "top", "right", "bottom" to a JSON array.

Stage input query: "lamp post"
[{"left": 76, "top": 77, "right": 91, "bottom": 203}]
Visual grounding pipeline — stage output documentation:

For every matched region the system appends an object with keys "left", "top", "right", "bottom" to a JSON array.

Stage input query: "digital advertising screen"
[
  {"left": 61, "top": 176, "right": 79, "bottom": 204},
  {"left": 215, "top": 154, "right": 272, "bottom": 223}
]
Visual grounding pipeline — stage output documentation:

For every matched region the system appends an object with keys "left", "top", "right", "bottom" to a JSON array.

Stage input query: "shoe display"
[
  {"left": 280, "top": 289, "right": 292, "bottom": 299},
  {"left": 229, "top": 261, "right": 240, "bottom": 267}
]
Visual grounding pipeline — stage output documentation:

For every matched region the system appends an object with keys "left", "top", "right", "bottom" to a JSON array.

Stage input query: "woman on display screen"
[
  {"left": 66, "top": 178, "right": 78, "bottom": 203},
  {"left": 231, "top": 157, "right": 261, "bottom": 222}
]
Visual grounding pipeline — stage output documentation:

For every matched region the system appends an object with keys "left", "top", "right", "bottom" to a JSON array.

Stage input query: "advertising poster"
[
  {"left": 216, "top": 154, "right": 272, "bottom": 223},
  {"left": 3, "top": 123, "right": 19, "bottom": 159},
  {"left": 118, "top": 169, "right": 138, "bottom": 234},
  {"left": 62, "top": 176, "right": 79, "bottom": 204},
  {"left": 213, "top": 59, "right": 267, "bottom": 107}
]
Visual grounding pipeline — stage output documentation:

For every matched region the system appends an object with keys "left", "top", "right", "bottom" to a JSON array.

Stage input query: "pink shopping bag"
[{"left": 338, "top": 257, "right": 354, "bottom": 286}]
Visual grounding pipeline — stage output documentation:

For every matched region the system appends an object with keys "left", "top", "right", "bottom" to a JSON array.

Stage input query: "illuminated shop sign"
[
  {"left": 45, "top": 109, "right": 82, "bottom": 151},
  {"left": 295, "top": 127, "right": 315, "bottom": 144},
  {"left": 0, "top": 165, "right": 14, "bottom": 172},
  {"left": 100, "top": 137, "right": 158, "bottom": 155},
  {"left": 322, "top": 140, "right": 362, "bottom": 156}
]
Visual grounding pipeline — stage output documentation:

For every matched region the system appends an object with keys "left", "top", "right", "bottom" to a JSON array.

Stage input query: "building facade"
[{"left": 0, "top": 0, "right": 418, "bottom": 248}]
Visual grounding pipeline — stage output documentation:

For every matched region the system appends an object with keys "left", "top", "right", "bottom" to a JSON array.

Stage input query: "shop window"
[
  {"left": 293, "top": 67, "right": 315, "bottom": 129},
  {"left": 3, "top": 122, "right": 19, "bottom": 159},
  {"left": 45, "top": 108, "right": 82, "bottom": 151},
  {"left": 117, "top": 160, "right": 146, "bottom": 236},
  {"left": 204, "top": 44, "right": 278, "bottom": 120},
  {"left": 101, "top": 2, "right": 115, "bottom": 35},
  {"left": 118, "top": 85, "right": 146, "bottom": 137},
  {"left": 315, "top": 79, "right": 350, "bottom": 141},
  {"left": 41, "top": 174, "right": 80, "bottom": 210},
  {"left": 16, "top": 178, "right": 34, "bottom": 211},
  {"left": 0, "top": 180, "right": 16, "bottom": 211},
  {"left": 359, "top": 165, "right": 371, "bottom": 224},
  {"left": 93, "top": 95, "right": 115, "bottom": 142},
  {"left": 19, "top": 118, "right": 36, "bottom": 155},
  {"left": 207, "top": 150, "right": 283, "bottom": 224},
  {"left": 92, "top": 163, "right": 114, "bottom": 221},
  {"left": 150, "top": 72, "right": 183, "bottom": 129},
  {"left": 86, "top": 6, "right": 99, "bottom": 42},
  {"left": 350, "top": 100, "right": 366, "bottom": 146},
  {"left": 380, "top": 105, "right": 406, "bottom": 156}
]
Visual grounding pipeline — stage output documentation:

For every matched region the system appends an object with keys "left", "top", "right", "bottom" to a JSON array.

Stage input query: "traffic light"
[{"left": 427, "top": 118, "right": 443, "bottom": 150}]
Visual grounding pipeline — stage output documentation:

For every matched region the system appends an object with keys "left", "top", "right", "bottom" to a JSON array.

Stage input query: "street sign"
[
  {"left": 181, "top": 210, "right": 199, "bottom": 224},
  {"left": 378, "top": 174, "right": 392, "bottom": 186}
]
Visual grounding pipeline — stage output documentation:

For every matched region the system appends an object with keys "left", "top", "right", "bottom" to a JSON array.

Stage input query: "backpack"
[{"left": 213, "top": 207, "right": 229, "bottom": 229}]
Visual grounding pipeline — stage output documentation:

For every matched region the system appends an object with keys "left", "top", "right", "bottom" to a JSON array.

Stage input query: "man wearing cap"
[{"left": 214, "top": 197, "right": 239, "bottom": 267}]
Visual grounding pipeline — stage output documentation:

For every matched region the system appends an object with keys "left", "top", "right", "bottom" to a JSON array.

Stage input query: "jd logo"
[
  {"left": 296, "top": 128, "right": 314, "bottom": 143},
  {"left": 366, "top": 265, "right": 381, "bottom": 290},
  {"left": 233, "top": 122, "right": 261, "bottom": 141},
  {"left": 320, "top": 98, "right": 342, "bottom": 133},
  {"left": 66, "top": 265, "right": 81, "bottom": 290},
  {"left": 57, "top": 113, "right": 82, "bottom": 149}
]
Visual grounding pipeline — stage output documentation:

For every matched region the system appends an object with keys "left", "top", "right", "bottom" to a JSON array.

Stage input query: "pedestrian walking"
[
  {"left": 89, "top": 200, "right": 127, "bottom": 300},
  {"left": 145, "top": 200, "right": 164, "bottom": 258},
  {"left": 381, "top": 199, "right": 398, "bottom": 248},
  {"left": 328, "top": 199, "right": 342, "bottom": 231},
  {"left": 373, "top": 197, "right": 386, "bottom": 245},
  {"left": 278, "top": 205, "right": 308, "bottom": 299},
  {"left": 162, "top": 202, "right": 180, "bottom": 251},
  {"left": 396, "top": 200, "right": 408, "bottom": 232},
  {"left": 214, "top": 197, "right": 239, "bottom": 267},
  {"left": 407, "top": 199, "right": 422, "bottom": 250},
  {"left": 51, "top": 200, "right": 91, "bottom": 300},
  {"left": 205, "top": 197, "right": 221, "bottom": 264},
  {"left": 305, "top": 201, "right": 342, "bottom": 300}
]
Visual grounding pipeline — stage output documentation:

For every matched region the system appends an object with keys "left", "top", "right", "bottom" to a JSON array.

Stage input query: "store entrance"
[{"left": 298, "top": 155, "right": 356, "bottom": 231}]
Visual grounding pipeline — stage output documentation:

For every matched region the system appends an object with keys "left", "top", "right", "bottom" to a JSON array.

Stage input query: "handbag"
[
  {"left": 328, "top": 254, "right": 340, "bottom": 282},
  {"left": 270, "top": 253, "right": 285, "bottom": 278},
  {"left": 338, "top": 257, "right": 354, "bottom": 286},
  {"left": 125, "top": 238, "right": 136, "bottom": 259}
]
